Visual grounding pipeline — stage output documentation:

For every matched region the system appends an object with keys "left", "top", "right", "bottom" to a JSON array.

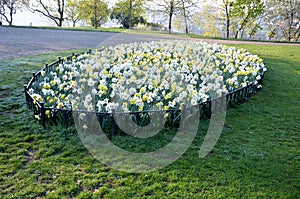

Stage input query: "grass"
[
  {"left": 188, "top": 34, "right": 300, "bottom": 44},
  {"left": 0, "top": 45, "right": 299, "bottom": 198}
]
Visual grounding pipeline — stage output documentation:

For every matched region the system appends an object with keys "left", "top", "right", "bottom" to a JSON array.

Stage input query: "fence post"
[
  {"left": 24, "top": 85, "right": 29, "bottom": 107},
  {"left": 64, "top": 110, "right": 68, "bottom": 128},
  {"left": 32, "top": 72, "right": 36, "bottom": 81},
  {"left": 40, "top": 102, "right": 46, "bottom": 128},
  {"left": 111, "top": 109, "right": 116, "bottom": 137},
  {"left": 45, "top": 64, "right": 49, "bottom": 73},
  {"left": 180, "top": 104, "right": 186, "bottom": 132}
]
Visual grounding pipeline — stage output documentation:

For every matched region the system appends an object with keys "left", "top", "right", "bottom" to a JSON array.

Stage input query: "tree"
[
  {"left": 65, "top": 0, "right": 80, "bottom": 27},
  {"left": 78, "top": 0, "right": 108, "bottom": 29},
  {"left": 179, "top": 0, "right": 198, "bottom": 34},
  {"left": 231, "top": 0, "right": 264, "bottom": 39},
  {"left": 247, "top": 21, "right": 262, "bottom": 39},
  {"left": 28, "top": 0, "right": 66, "bottom": 27},
  {"left": 111, "top": 0, "right": 146, "bottom": 29},
  {"left": 192, "top": 6, "right": 221, "bottom": 37},
  {"left": 0, "top": 0, "right": 27, "bottom": 26},
  {"left": 222, "top": 0, "right": 233, "bottom": 38},
  {"left": 202, "top": 0, "right": 234, "bottom": 38},
  {"left": 265, "top": 0, "right": 300, "bottom": 42},
  {"left": 150, "top": 0, "right": 182, "bottom": 34}
]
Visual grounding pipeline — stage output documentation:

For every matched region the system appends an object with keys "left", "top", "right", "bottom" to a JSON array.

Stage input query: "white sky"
[{"left": 8, "top": 10, "right": 52, "bottom": 26}]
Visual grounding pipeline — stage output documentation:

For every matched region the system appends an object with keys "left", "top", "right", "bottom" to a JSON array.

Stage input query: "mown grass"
[{"left": 0, "top": 44, "right": 299, "bottom": 198}]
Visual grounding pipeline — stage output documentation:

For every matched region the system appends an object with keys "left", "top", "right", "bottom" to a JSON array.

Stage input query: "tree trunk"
[
  {"left": 294, "top": 26, "right": 300, "bottom": 42},
  {"left": 225, "top": 4, "right": 230, "bottom": 38},
  {"left": 168, "top": 12, "right": 173, "bottom": 34},
  {"left": 169, "top": 1, "right": 174, "bottom": 34},
  {"left": 94, "top": 4, "right": 97, "bottom": 29},
  {"left": 58, "top": 0, "right": 64, "bottom": 27},
  {"left": 182, "top": 0, "right": 188, "bottom": 34},
  {"left": 234, "top": 30, "right": 239, "bottom": 39},
  {"left": 129, "top": 0, "right": 133, "bottom": 29},
  {"left": 73, "top": 21, "right": 76, "bottom": 27},
  {"left": 9, "top": 4, "right": 13, "bottom": 26},
  {"left": 235, "top": 18, "right": 248, "bottom": 39}
]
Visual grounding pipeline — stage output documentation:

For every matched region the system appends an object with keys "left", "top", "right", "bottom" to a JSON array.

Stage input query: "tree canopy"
[
  {"left": 110, "top": 0, "right": 146, "bottom": 29},
  {"left": 78, "top": 0, "right": 108, "bottom": 29}
]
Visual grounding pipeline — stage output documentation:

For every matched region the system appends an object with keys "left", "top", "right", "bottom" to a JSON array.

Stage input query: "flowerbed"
[{"left": 26, "top": 40, "right": 266, "bottom": 125}]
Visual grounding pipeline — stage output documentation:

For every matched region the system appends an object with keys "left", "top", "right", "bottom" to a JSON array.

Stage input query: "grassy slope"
[{"left": 0, "top": 45, "right": 299, "bottom": 198}]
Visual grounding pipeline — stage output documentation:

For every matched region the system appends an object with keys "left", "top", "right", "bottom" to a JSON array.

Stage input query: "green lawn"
[{"left": 0, "top": 44, "right": 299, "bottom": 198}]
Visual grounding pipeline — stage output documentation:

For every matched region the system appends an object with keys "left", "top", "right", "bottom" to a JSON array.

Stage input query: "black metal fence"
[{"left": 25, "top": 50, "right": 265, "bottom": 136}]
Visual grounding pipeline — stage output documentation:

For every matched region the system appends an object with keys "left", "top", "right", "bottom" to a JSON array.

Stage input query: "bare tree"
[
  {"left": 179, "top": 0, "right": 198, "bottom": 34},
  {"left": 150, "top": 0, "right": 182, "bottom": 34},
  {"left": 28, "top": 0, "right": 66, "bottom": 27},
  {"left": 0, "top": 0, "right": 27, "bottom": 26}
]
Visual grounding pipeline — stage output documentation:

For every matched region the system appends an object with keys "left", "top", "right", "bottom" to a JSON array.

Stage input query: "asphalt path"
[
  {"left": 0, "top": 26, "right": 185, "bottom": 60},
  {"left": 0, "top": 26, "right": 299, "bottom": 60}
]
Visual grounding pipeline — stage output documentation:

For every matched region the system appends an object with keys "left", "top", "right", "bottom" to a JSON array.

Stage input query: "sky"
[{"left": 7, "top": 10, "right": 52, "bottom": 26}]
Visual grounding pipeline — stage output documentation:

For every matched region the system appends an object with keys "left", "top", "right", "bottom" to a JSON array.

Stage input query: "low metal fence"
[{"left": 25, "top": 50, "right": 265, "bottom": 136}]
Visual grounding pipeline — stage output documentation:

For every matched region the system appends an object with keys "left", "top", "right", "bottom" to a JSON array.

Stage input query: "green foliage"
[
  {"left": 65, "top": 0, "right": 81, "bottom": 27},
  {"left": 231, "top": 0, "right": 264, "bottom": 38},
  {"left": 0, "top": 44, "right": 299, "bottom": 198},
  {"left": 78, "top": 0, "right": 109, "bottom": 29},
  {"left": 111, "top": 0, "right": 146, "bottom": 29}
]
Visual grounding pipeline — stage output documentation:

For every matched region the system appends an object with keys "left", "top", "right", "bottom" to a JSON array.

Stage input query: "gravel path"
[{"left": 0, "top": 26, "right": 299, "bottom": 60}]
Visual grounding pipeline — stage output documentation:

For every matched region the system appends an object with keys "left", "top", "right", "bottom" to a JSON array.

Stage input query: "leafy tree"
[
  {"left": 78, "top": 0, "right": 108, "bottom": 29},
  {"left": 65, "top": 0, "right": 80, "bottom": 27},
  {"left": 247, "top": 21, "right": 262, "bottom": 39},
  {"left": 28, "top": 0, "right": 66, "bottom": 27},
  {"left": 111, "top": 0, "right": 146, "bottom": 29},
  {"left": 231, "top": 0, "right": 264, "bottom": 39},
  {"left": 265, "top": 0, "right": 300, "bottom": 42},
  {"left": 266, "top": 28, "right": 276, "bottom": 41},
  {"left": 0, "top": 0, "right": 28, "bottom": 26},
  {"left": 192, "top": 6, "right": 221, "bottom": 37},
  {"left": 202, "top": 0, "right": 234, "bottom": 38}
]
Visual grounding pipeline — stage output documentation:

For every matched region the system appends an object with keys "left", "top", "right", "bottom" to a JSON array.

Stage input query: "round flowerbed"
[{"left": 25, "top": 40, "right": 266, "bottom": 127}]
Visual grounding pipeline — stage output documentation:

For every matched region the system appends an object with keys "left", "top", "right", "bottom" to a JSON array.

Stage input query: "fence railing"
[{"left": 25, "top": 50, "right": 265, "bottom": 136}]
